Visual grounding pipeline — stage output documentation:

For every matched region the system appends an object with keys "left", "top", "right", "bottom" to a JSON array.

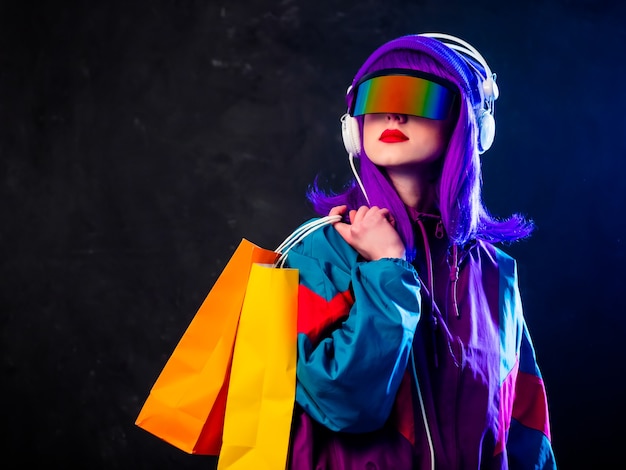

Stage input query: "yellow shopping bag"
[{"left": 217, "top": 262, "right": 299, "bottom": 469}]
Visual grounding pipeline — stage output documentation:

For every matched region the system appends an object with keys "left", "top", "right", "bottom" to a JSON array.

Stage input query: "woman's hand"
[{"left": 329, "top": 205, "right": 406, "bottom": 261}]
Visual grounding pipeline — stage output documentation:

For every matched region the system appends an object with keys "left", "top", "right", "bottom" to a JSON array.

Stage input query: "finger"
[
  {"left": 367, "top": 207, "right": 392, "bottom": 224},
  {"left": 361, "top": 206, "right": 385, "bottom": 222},
  {"left": 348, "top": 209, "right": 357, "bottom": 224},
  {"left": 333, "top": 220, "right": 353, "bottom": 244},
  {"left": 329, "top": 205, "right": 347, "bottom": 217},
  {"left": 377, "top": 208, "right": 395, "bottom": 225},
  {"left": 352, "top": 206, "right": 370, "bottom": 223}
]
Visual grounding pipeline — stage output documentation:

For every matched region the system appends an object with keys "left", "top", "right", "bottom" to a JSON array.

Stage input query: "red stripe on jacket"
[
  {"left": 512, "top": 371, "right": 551, "bottom": 439},
  {"left": 297, "top": 284, "right": 353, "bottom": 344},
  {"left": 494, "top": 364, "right": 551, "bottom": 455}
]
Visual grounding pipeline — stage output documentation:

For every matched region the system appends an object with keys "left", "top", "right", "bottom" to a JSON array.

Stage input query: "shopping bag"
[
  {"left": 216, "top": 216, "right": 340, "bottom": 468},
  {"left": 135, "top": 239, "right": 279, "bottom": 455},
  {"left": 216, "top": 262, "right": 299, "bottom": 469},
  {"left": 135, "top": 215, "right": 340, "bottom": 458}
]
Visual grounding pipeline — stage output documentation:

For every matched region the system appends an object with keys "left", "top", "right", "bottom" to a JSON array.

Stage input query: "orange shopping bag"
[{"left": 135, "top": 239, "right": 279, "bottom": 455}]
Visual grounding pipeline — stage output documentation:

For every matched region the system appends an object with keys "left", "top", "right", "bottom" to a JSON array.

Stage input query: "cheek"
[
  {"left": 361, "top": 121, "right": 379, "bottom": 153},
  {"left": 417, "top": 121, "right": 450, "bottom": 152},
  {"left": 427, "top": 127, "right": 447, "bottom": 150},
  {"left": 363, "top": 127, "right": 390, "bottom": 158}
]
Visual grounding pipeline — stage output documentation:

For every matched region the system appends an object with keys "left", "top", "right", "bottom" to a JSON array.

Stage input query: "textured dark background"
[{"left": 2, "top": 0, "right": 625, "bottom": 468}]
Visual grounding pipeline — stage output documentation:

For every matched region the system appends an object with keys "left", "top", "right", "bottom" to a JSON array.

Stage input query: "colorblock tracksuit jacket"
[{"left": 284, "top": 216, "right": 556, "bottom": 469}]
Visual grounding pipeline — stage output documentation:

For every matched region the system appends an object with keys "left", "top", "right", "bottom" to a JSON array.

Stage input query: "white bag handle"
[{"left": 274, "top": 215, "right": 341, "bottom": 267}]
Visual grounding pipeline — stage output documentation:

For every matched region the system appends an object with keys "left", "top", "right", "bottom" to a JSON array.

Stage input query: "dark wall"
[{"left": 2, "top": 0, "right": 624, "bottom": 468}]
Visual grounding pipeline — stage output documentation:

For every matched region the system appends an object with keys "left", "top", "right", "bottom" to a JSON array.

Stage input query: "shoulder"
[
  {"left": 283, "top": 217, "right": 358, "bottom": 267},
  {"left": 280, "top": 218, "right": 358, "bottom": 293},
  {"left": 470, "top": 239, "right": 519, "bottom": 281}
]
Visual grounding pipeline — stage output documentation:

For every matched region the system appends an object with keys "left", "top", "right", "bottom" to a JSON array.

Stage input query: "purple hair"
[{"left": 307, "top": 35, "right": 534, "bottom": 258}]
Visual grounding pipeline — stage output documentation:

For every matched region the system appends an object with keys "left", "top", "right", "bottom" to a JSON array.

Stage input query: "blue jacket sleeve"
[{"left": 285, "top": 223, "right": 421, "bottom": 433}]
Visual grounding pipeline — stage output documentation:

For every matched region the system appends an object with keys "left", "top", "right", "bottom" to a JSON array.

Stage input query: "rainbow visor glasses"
[{"left": 350, "top": 68, "right": 458, "bottom": 120}]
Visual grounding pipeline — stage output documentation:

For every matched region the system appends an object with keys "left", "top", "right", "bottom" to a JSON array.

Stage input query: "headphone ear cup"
[
  {"left": 483, "top": 77, "right": 499, "bottom": 101},
  {"left": 477, "top": 109, "right": 495, "bottom": 154},
  {"left": 341, "top": 113, "right": 361, "bottom": 156}
]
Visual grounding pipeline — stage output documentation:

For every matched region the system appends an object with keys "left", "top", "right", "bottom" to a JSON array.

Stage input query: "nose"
[{"left": 386, "top": 113, "right": 408, "bottom": 124}]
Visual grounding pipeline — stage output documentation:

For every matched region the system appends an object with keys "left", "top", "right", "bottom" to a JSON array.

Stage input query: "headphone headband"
[{"left": 419, "top": 32, "right": 499, "bottom": 104}]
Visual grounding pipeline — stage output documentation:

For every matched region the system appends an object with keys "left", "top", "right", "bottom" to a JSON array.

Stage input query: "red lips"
[{"left": 379, "top": 129, "right": 408, "bottom": 143}]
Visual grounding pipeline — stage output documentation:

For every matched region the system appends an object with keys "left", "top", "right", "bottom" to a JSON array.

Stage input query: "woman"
[{"left": 285, "top": 33, "right": 556, "bottom": 469}]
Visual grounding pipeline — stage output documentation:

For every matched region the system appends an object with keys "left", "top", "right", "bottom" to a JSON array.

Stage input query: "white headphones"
[{"left": 341, "top": 32, "right": 499, "bottom": 158}]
